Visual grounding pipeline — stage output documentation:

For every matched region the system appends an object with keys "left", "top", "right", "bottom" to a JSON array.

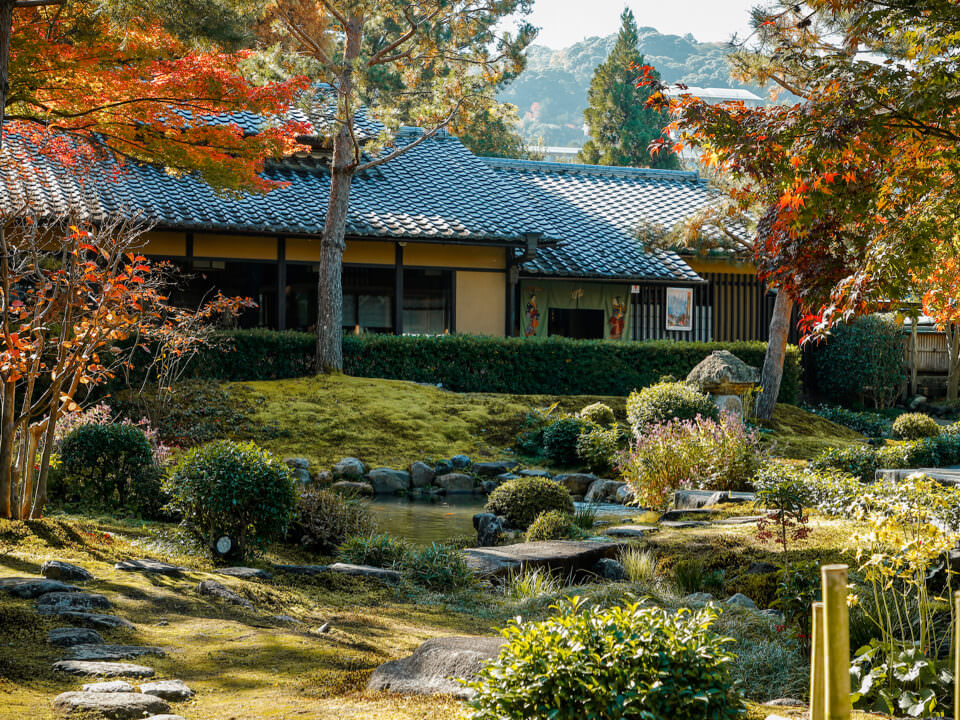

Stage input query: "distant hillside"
[{"left": 500, "top": 27, "right": 768, "bottom": 147}]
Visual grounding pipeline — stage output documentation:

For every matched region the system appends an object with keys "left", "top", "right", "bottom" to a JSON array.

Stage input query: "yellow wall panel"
[
  {"left": 456, "top": 271, "right": 505, "bottom": 336},
  {"left": 194, "top": 234, "right": 276, "bottom": 260},
  {"left": 342, "top": 240, "right": 395, "bottom": 265},
  {"left": 405, "top": 243, "right": 505, "bottom": 269},
  {"left": 687, "top": 257, "right": 756, "bottom": 275},
  {"left": 142, "top": 231, "right": 186, "bottom": 257}
]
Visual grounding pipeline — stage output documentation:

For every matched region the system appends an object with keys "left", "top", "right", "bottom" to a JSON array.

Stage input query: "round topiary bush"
[
  {"left": 626, "top": 381, "right": 719, "bottom": 432},
  {"left": 892, "top": 412, "right": 941, "bottom": 441},
  {"left": 468, "top": 598, "right": 743, "bottom": 720},
  {"left": 485, "top": 477, "right": 575, "bottom": 530},
  {"left": 60, "top": 423, "right": 162, "bottom": 516},
  {"left": 164, "top": 440, "right": 298, "bottom": 558},
  {"left": 578, "top": 402, "right": 616, "bottom": 426},
  {"left": 293, "top": 488, "right": 376, "bottom": 555},
  {"left": 525, "top": 510, "right": 582, "bottom": 542},
  {"left": 542, "top": 416, "right": 594, "bottom": 466}
]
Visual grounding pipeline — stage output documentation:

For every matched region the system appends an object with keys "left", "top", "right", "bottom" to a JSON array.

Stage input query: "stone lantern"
[{"left": 685, "top": 350, "right": 760, "bottom": 419}]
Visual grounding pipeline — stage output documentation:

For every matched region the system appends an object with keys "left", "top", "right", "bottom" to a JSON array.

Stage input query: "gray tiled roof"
[
  {"left": 0, "top": 129, "right": 547, "bottom": 243},
  {"left": 486, "top": 158, "right": 717, "bottom": 283}
]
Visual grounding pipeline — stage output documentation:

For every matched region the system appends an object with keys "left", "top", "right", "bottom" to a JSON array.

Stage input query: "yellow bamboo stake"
[
  {"left": 954, "top": 592, "right": 960, "bottom": 720},
  {"left": 822, "top": 564, "right": 850, "bottom": 720},
  {"left": 811, "top": 601, "right": 826, "bottom": 720}
]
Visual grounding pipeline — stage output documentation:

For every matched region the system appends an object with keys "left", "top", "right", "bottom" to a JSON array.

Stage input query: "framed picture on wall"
[{"left": 665, "top": 287, "right": 694, "bottom": 331}]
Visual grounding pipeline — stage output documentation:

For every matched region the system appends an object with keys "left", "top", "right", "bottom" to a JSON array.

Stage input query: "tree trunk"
[
  {"left": 0, "top": 0, "right": 13, "bottom": 519},
  {"left": 947, "top": 325, "right": 960, "bottom": 403},
  {"left": 315, "top": 16, "right": 363, "bottom": 373},
  {"left": 755, "top": 290, "right": 794, "bottom": 421}
]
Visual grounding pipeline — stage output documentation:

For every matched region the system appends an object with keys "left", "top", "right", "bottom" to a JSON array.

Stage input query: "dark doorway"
[{"left": 548, "top": 308, "right": 604, "bottom": 339}]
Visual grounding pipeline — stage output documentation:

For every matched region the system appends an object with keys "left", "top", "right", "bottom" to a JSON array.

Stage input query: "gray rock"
[
  {"left": 910, "top": 395, "right": 929, "bottom": 410},
  {"left": 272, "top": 615, "right": 300, "bottom": 625},
  {"left": 56, "top": 612, "right": 134, "bottom": 629},
  {"left": 763, "top": 698, "right": 805, "bottom": 707},
  {"left": 450, "top": 454, "right": 472, "bottom": 470},
  {"left": 217, "top": 566, "right": 273, "bottom": 581},
  {"left": 274, "top": 564, "right": 328, "bottom": 576},
  {"left": 82, "top": 681, "right": 135, "bottom": 693},
  {"left": 725, "top": 593, "right": 758, "bottom": 610},
  {"left": 463, "top": 540, "right": 624, "bottom": 578},
  {"left": 661, "top": 507, "right": 716, "bottom": 522},
  {"left": 605, "top": 525, "right": 657, "bottom": 538},
  {"left": 760, "top": 609, "right": 785, "bottom": 623},
  {"left": 66, "top": 644, "right": 165, "bottom": 661},
  {"left": 495, "top": 472, "right": 521, "bottom": 483},
  {"left": 616, "top": 485, "right": 635, "bottom": 504},
  {"left": 746, "top": 562, "right": 779, "bottom": 575},
  {"left": 53, "top": 660, "right": 155, "bottom": 678},
  {"left": 480, "top": 480, "right": 498, "bottom": 494},
  {"left": 53, "top": 691, "right": 169, "bottom": 719},
  {"left": 313, "top": 469, "right": 333, "bottom": 484},
  {"left": 41, "top": 561, "right": 93, "bottom": 582},
  {"left": 584, "top": 479, "right": 625, "bottom": 504},
  {"left": 367, "top": 636, "right": 506, "bottom": 698},
  {"left": 473, "top": 513, "right": 505, "bottom": 547},
  {"left": 434, "top": 459, "right": 454, "bottom": 476},
  {"left": 333, "top": 457, "right": 367, "bottom": 480},
  {"left": 290, "top": 468, "right": 312, "bottom": 484},
  {"left": 285, "top": 457, "right": 310, "bottom": 470},
  {"left": 518, "top": 469, "right": 551, "bottom": 478},
  {"left": 115, "top": 559, "right": 187, "bottom": 576},
  {"left": 555, "top": 473, "right": 597, "bottom": 496},
  {"left": 139, "top": 679, "right": 194, "bottom": 701},
  {"left": 594, "top": 558, "right": 627, "bottom": 581},
  {"left": 409, "top": 461, "right": 435, "bottom": 488},
  {"left": 366, "top": 467, "right": 412, "bottom": 494},
  {"left": 48, "top": 627, "right": 103, "bottom": 647},
  {"left": 472, "top": 461, "right": 515, "bottom": 477},
  {"left": 0, "top": 577, "right": 80, "bottom": 598},
  {"left": 673, "top": 489, "right": 753, "bottom": 510},
  {"left": 713, "top": 515, "right": 767, "bottom": 525},
  {"left": 683, "top": 592, "right": 716, "bottom": 605},
  {"left": 327, "top": 563, "right": 401, "bottom": 584},
  {"left": 686, "top": 350, "right": 759, "bottom": 390},
  {"left": 660, "top": 520, "right": 710, "bottom": 529},
  {"left": 330, "top": 480, "right": 374, "bottom": 496},
  {"left": 435, "top": 472, "right": 474, "bottom": 494},
  {"left": 143, "top": 716, "right": 187, "bottom": 720},
  {"left": 198, "top": 579, "right": 254, "bottom": 609},
  {"left": 37, "top": 591, "right": 111, "bottom": 614}
]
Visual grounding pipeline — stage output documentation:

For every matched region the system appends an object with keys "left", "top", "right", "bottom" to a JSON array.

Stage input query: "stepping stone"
[
  {"left": 66, "top": 644, "right": 165, "bottom": 661},
  {"left": 53, "top": 660, "right": 155, "bottom": 678},
  {"left": 661, "top": 507, "right": 717, "bottom": 522},
  {"left": 57, "top": 612, "right": 135, "bottom": 629},
  {"left": 660, "top": 520, "right": 710, "bottom": 529},
  {"left": 198, "top": 579, "right": 254, "bottom": 609},
  {"left": 367, "top": 636, "right": 506, "bottom": 699},
  {"left": 463, "top": 540, "right": 625, "bottom": 578},
  {"left": 115, "top": 558, "right": 187, "bottom": 576},
  {"left": 217, "top": 566, "right": 272, "bottom": 580},
  {"left": 139, "top": 679, "right": 194, "bottom": 701},
  {"left": 37, "top": 591, "right": 111, "bottom": 614},
  {"left": 144, "top": 716, "right": 186, "bottom": 720},
  {"left": 604, "top": 524, "right": 658, "bottom": 538},
  {"left": 82, "top": 681, "right": 135, "bottom": 693},
  {"left": 53, "top": 690, "right": 169, "bottom": 719},
  {"left": 673, "top": 489, "right": 754, "bottom": 509},
  {"left": 0, "top": 577, "right": 80, "bottom": 598},
  {"left": 49, "top": 627, "right": 103, "bottom": 647},
  {"left": 327, "top": 563, "right": 401, "bottom": 583},
  {"left": 41, "top": 560, "right": 93, "bottom": 582},
  {"left": 713, "top": 515, "right": 767, "bottom": 526},
  {"left": 274, "top": 564, "right": 328, "bottom": 576}
]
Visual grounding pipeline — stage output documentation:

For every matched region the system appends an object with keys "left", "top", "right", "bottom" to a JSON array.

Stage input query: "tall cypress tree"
[{"left": 578, "top": 8, "right": 678, "bottom": 169}]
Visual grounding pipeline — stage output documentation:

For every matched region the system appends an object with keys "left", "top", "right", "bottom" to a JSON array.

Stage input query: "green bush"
[
  {"left": 337, "top": 533, "right": 409, "bottom": 569},
  {"left": 525, "top": 510, "right": 583, "bottom": 542},
  {"left": 626, "top": 381, "right": 719, "bottom": 431},
  {"left": 164, "top": 440, "right": 298, "bottom": 557},
  {"left": 892, "top": 413, "right": 941, "bottom": 440},
  {"left": 576, "top": 423, "right": 629, "bottom": 476},
  {"left": 404, "top": 542, "right": 474, "bottom": 591},
  {"left": 293, "top": 488, "right": 376, "bottom": 555},
  {"left": 811, "top": 432, "right": 960, "bottom": 482},
  {"left": 485, "top": 477, "right": 575, "bottom": 530},
  {"left": 60, "top": 424, "right": 162, "bottom": 516},
  {"left": 542, "top": 416, "right": 593, "bottom": 466},
  {"left": 578, "top": 402, "right": 616, "bottom": 426},
  {"left": 805, "top": 404, "right": 890, "bottom": 438},
  {"left": 811, "top": 314, "right": 905, "bottom": 408},
  {"left": 468, "top": 598, "right": 743, "bottom": 720}
]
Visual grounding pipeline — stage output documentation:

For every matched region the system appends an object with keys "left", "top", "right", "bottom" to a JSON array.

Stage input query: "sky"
[{"left": 517, "top": 0, "right": 758, "bottom": 47}]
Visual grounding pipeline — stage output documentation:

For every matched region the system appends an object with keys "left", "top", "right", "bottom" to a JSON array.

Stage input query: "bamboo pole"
[
  {"left": 822, "top": 564, "right": 850, "bottom": 720},
  {"left": 954, "top": 592, "right": 960, "bottom": 720},
  {"left": 811, "top": 601, "right": 826, "bottom": 720}
]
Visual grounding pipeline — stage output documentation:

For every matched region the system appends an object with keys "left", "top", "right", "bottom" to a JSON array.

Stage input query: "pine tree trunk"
[
  {"left": 0, "top": 0, "right": 13, "bottom": 518},
  {"left": 755, "top": 290, "right": 794, "bottom": 421},
  {"left": 314, "top": 15, "right": 363, "bottom": 373}
]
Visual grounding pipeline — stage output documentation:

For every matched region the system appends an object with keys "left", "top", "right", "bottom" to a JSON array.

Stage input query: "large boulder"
[
  {"left": 217, "top": 566, "right": 273, "bottom": 581},
  {"left": 284, "top": 458, "right": 312, "bottom": 484},
  {"left": 327, "top": 563, "right": 401, "bottom": 583},
  {"left": 330, "top": 480, "right": 374, "bottom": 496},
  {"left": 37, "top": 592, "right": 111, "bottom": 614},
  {"left": 584, "top": 479, "right": 626, "bottom": 504},
  {"left": 450, "top": 454, "right": 472, "bottom": 470},
  {"left": 66, "top": 645, "right": 165, "bottom": 662},
  {"left": 409, "top": 461, "right": 435, "bottom": 488},
  {"left": 472, "top": 461, "right": 516, "bottom": 478},
  {"left": 554, "top": 473, "right": 597, "bottom": 497},
  {"left": 139, "top": 679, "right": 194, "bottom": 701},
  {"left": 56, "top": 612, "right": 134, "bottom": 629},
  {"left": 367, "top": 636, "right": 506, "bottom": 698},
  {"left": 518, "top": 469, "right": 551, "bottom": 479},
  {"left": 333, "top": 457, "right": 367, "bottom": 480},
  {"left": 53, "top": 691, "right": 169, "bottom": 719},
  {"left": 686, "top": 350, "right": 759, "bottom": 392},
  {"left": 594, "top": 558, "right": 627, "bottom": 581},
  {"left": 53, "top": 660, "right": 155, "bottom": 678},
  {"left": 435, "top": 473, "right": 475, "bottom": 494},
  {"left": 114, "top": 559, "right": 187, "bottom": 576},
  {"left": 197, "top": 580, "right": 254, "bottom": 610},
  {"left": 0, "top": 577, "right": 80, "bottom": 598},
  {"left": 473, "top": 513, "right": 505, "bottom": 547},
  {"left": 366, "top": 468, "right": 411, "bottom": 494},
  {"left": 615, "top": 484, "right": 635, "bottom": 504},
  {"left": 48, "top": 627, "right": 103, "bottom": 647},
  {"left": 41, "top": 561, "right": 93, "bottom": 583},
  {"left": 463, "top": 540, "right": 625, "bottom": 579}
]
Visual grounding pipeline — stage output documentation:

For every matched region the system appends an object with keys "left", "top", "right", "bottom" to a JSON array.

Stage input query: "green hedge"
[{"left": 192, "top": 329, "right": 314, "bottom": 381}]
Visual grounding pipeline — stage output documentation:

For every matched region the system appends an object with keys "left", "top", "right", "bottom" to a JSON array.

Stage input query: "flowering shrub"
[
  {"left": 56, "top": 402, "right": 171, "bottom": 465},
  {"left": 621, "top": 414, "right": 762, "bottom": 510}
]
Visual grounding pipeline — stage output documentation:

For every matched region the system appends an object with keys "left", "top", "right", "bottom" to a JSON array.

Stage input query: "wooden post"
[
  {"left": 822, "top": 564, "right": 850, "bottom": 720},
  {"left": 910, "top": 316, "right": 919, "bottom": 398},
  {"left": 954, "top": 592, "right": 960, "bottom": 720},
  {"left": 811, "top": 601, "right": 826, "bottom": 720}
]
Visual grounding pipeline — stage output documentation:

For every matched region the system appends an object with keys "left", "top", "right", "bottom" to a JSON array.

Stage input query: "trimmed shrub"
[
  {"left": 810, "top": 432, "right": 960, "bottom": 482},
  {"left": 485, "top": 477, "right": 575, "bottom": 530},
  {"left": 578, "top": 402, "right": 616, "bottom": 426},
  {"left": 337, "top": 533, "right": 409, "bottom": 569},
  {"left": 468, "top": 598, "right": 744, "bottom": 720},
  {"left": 892, "top": 413, "right": 941, "bottom": 440},
  {"left": 811, "top": 314, "right": 905, "bottom": 408},
  {"left": 404, "top": 542, "right": 474, "bottom": 591},
  {"left": 165, "top": 440, "right": 298, "bottom": 557},
  {"left": 542, "top": 416, "right": 593, "bottom": 466},
  {"left": 805, "top": 404, "right": 890, "bottom": 438},
  {"left": 525, "top": 510, "right": 583, "bottom": 542},
  {"left": 60, "top": 424, "right": 163, "bottom": 516},
  {"left": 576, "top": 422, "right": 628, "bottom": 476},
  {"left": 293, "top": 488, "right": 376, "bottom": 555},
  {"left": 626, "top": 381, "right": 719, "bottom": 431}
]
